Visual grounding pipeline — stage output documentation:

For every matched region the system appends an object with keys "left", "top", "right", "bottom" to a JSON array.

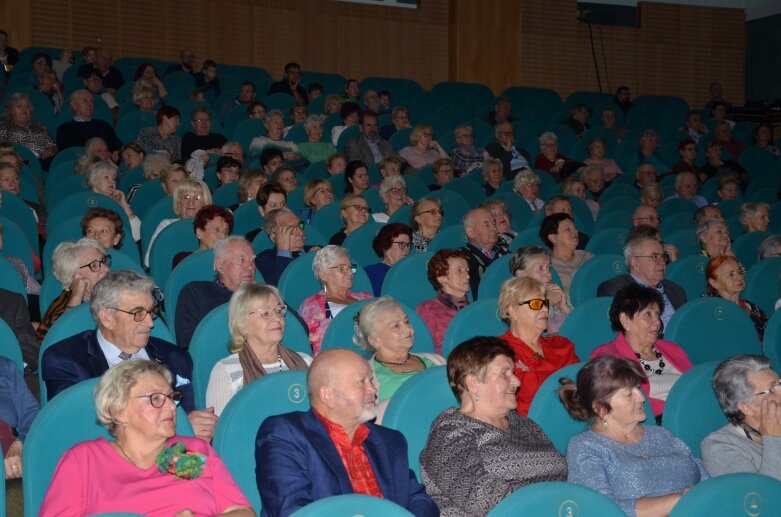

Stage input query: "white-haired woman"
[
  {"left": 298, "top": 114, "right": 336, "bottom": 164},
  {"left": 373, "top": 175, "right": 412, "bottom": 223},
  {"left": 206, "top": 283, "right": 311, "bottom": 416},
  {"left": 40, "top": 360, "right": 253, "bottom": 516},
  {"left": 399, "top": 123, "right": 448, "bottom": 170},
  {"left": 248, "top": 109, "right": 302, "bottom": 162},
  {"left": 739, "top": 202, "right": 771, "bottom": 234},
  {"left": 298, "top": 246, "right": 372, "bottom": 355},
  {"left": 697, "top": 217, "right": 734, "bottom": 258},
  {"left": 513, "top": 169, "right": 544, "bottom": 213},
  {"left": 37, "top": 238, "right": 111, "bottom": 340},
  {"left": 410, "top": 197, "right": 443, "bottom": 253},
  {"left": 87, "top": 160, "right": 141, "bottom": 242},
  {"left": 535, "top": 131, "right": 575, "bottom": 180}
]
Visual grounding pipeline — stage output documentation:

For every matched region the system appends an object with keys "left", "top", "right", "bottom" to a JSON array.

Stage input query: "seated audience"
[
  {"left": 0, "top": 160, "right": 45, "bottom": 223},
  {"left": 702, "top": 355, "right": 781, "bottom": 480},
  {"left": 705, "top": 256, "right": 767, "bottom": 341},
  {"left": 499, "top": 276, "right": 579, "bottom": 415},
  {"left": 343, "top": 159, "right": 369, "bottom": 196},
  {"left": 126, "top": 153, "right": 169, "bottom": 199},
  {"left": 584, "top": 137, "right": 622, "bottom": 181},
  {"left": 581, "top": 164, "right": 606, "bottom": 203},
  {"left": 416, "top": 249, "right": 470, "bottom": 355},
  {"left": 255, "top": 208, "right": 312, "bottom": 286},
  {"left": 634, "top": 162, "right": 658, "bottom": 190},
  {"left": 482, "top": 96, "right": 516, "bottom": 126},
  {"left": 2, "top": 353, "right": 38, "bottom": 481},
  {"left": 627, "top": 222, "right": 680, "bottom": 263},
  {"left": 639, "top": 183, "right": 663, "bottom": 209},
  {"left": 449, "top": 124, "right": 490, "bottom": 175},
  {"left": 249, "top": 110, "right": 303, "bottom": 162},
  {"left": 591, "top": 284, "right": 693, "bottom": 419},
  {"left": 373, "top": 175, "right": 412, "bottom": 223},
  {"left": 298, "top": 115, "right": 336, "bottom": 164},
  {"left": 245, "top": 183, "right": 287, "bottom": 242},
  {"left": 175, "top": 236, "right": 256, "bottom": 350},
  {"left": 563, "top": 103, "right": 590, "bottom": 138},
  {"left": 483, "top": 199, "right": 518, "bottom": 248},
  {"left": 701, "top": 140, "right": 746, "bottom": 181},
  {"left": 561, "top": 355, "right": 707, "bottom": 516},
  {"left": 667, "top": 171, "right": 708, "bottom": 208},
  {"left": 77, "top": 47, "right": 123, "bottom": 94},
  {"left": 164, "top": 49, "right": 196, "bottom": 76},
  {"left": 172, "top": 204, "right": 232, "bottom": 268},
  {"left": 80, "top": 207, "right": 125, "bottom": 250},
  {"left": 76, "top": 137, "right": 114, "bottom": 173},
  {"left": 695, "top": 204, "right": 724, "bottom": 226},
  {"left": 598, "top": 106, "right": 627, "bottom": 143},
  {"left": 481, "top": 158, "right": 504, "bottom": 197},
  {"left": 752, "top": 123, "right": 780, "bottom": 157},
  {"left": 461, "top": 207, "right": 508, "bottom": 299},
  {"left": 379, "top": 105, "right": 411, "bottom": 140},
  {"left": 132, "top": 62, "right": 168, "bottom": 102},
  {"left": 137, "top": 105, "right": 182, "bottom": 161},
  {"left": 256, "top": 349, "right": 438, "bottom": 516},
  {"left": 562, "top": 175, "right": 599, "bottom": 220},
  {"left": 0, "top": 284, "right": 40, "bottom": 372},
  {"left": 514, "top": 168, "right": 544, "bottom": 213},
  {"left": 0, "top": 92, "right": 57, "bottom": 164},
  {"left": 636, "top": 129, "right": 669, "bottom": 174},
  {"left": 218, "top": 81, "right": 255, "bottom": 123},
  {"left": 87, "top": 160, "right": 141, "bottom": 242},
  {"left": 428, "top": 157, "right": 455, "bottom": 191},
  {"left": 420, "top": 337, "right": 566, "bottom": 515},
  {"left": 40, "top": 359, "right": 252, "bottom": 516},
  {"left": 299, "top": 179, "right": 334, "bottom": 225},
  {"left": 344, "top": 110, "right": 393, "bottom": 164},
  {"left": 485, "top": 122, "right": 532, "bottom": 180},
  {"left": 704, "top": 82, "right": 732, "bottom": 114},
  {"left": 540, "top": 213, "right": 594, "bottom": 295},
  {"left": 323, "top": 94, "right": 342, "bottom": 116},
  {"left": 365, "top": 223, "right": 412, "bottom": 296},
  {"left": 329, "top": 194, "right": 369, "bottom": 246},
  {"left": 341, "top": 79, "right": 360, "bottom": 103},
  {"left": 56, "top": 89, "right": 122, "bottom": 151},
  {"left": 535, "top": 131, "right": 581, "bottom": 181},
  {"left": 681, "top": 110, "right": 708, "bottom": 144},
  {"left": 330, "top": 102, "right": 360, "bottom": 146},
  {"left": 119, "top": 142, "right": 144, "bottom": 173},
  {"left": 671, "top": 139, "right": 706, "bottom": 181},
  {"left": 510, "top": 246, "right": 572, "bottom": 335},
  {"left": 180, "top": 106, "right": 227, "bottom": 161},
  {"left": 267, "top": 62, "right": 307, "bottom": 104},
  {"left": 544, "top": 195, "right": 589, "bottom": 249},
  {"left": 410, "top": 197, "right": 443, "bottom": 252},
  {"left": 206, "top": 283, "right": 311, "bottom": 416},
  {"left": 215, "top": 156, "right": 241, "bottom": 187},
  {"left": 613, "top": 85, "right": 634, "bottom": 114},
  {"left": 698, "top": 217, "right": 734, "bottom": 258},
  {"left": 399, "top": 123, "right": 448, "bottom": 170},
  {"left": 378, "top": 155, "right": 403, "bottom": 180},
  {"left": 194, "top": 59, "right": 221, "bottom": 98},
  {"left": 298, "top": 246, "right": 372, "bottom": 355},
  {"left": 713, "top": 120, "right": 744, "bottom": 160},
  {"left": 739, "top": 202, "right": 770, "bottom": 233}
]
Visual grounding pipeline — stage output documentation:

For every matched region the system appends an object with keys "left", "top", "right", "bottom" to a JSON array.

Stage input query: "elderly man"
[
  {"left": 0, "top": 287, "right": 39, "bottom": 374},
  {"left": 344, "top": 110, "right": 393, "bottom": 164},
  {"left": 544, "top": 195, "right": 589, "bottom": 249},
  {"left": 219, "top": 81, "right": 256, "bottom": 123},
  {"left": 597, "top": 236, "right": 686, "bottom": 330},
  {"left": 667, "top": 171, "right": 708, "bottom": 208},
  {"left": 268, "top": 62, "right": 307, "bottom": 104},
  {"left": 461, "top": 207, "right": 508, "bottom": 300},
  {"left": 379, "top": 106, "right": 411, "bottom": 140},
  {"left": 449, "top": 124, "right": 490, "bottom": 175},
  {"left": 221, "top": 141, "right": 244, "bottom": 165},
  {"left": 181, "top": 106, "right": 228, "bottom": 161},
  {"left": 482, "top": 96, "right": 516, "bottom": 126},
  {"left": 256, "top": 348, "right": 438, "bottom": 516},
  {"left": 56, "top": 89, "right": 122, "bottom": 151},
  {"left": 165, "top": 49, "right": 196, "bottom": 76},
  {"left": 77, "top": 48, "right": 123, "bottom": 94},
  {"left": 41, "top": 270, "right": 217, "bottom": 440},
  {"left": 175, "top": 236, "right": 256, "bottom": 350},
  {"left": 485, "top": 122, "right": 532, "bottom": 181},
  {"left": 713, "top": 120, "right": 744, "bottom": 160},
  {"left": 255, "top": 208, "right": 315, "bottom": 286},
  {"left": 563, "top": 104, "right": 590, "bottom": 138},
  {"left": 681, "top": 110, "right": 708, "bottom": 144},
  {"left": 632, "top": 205, "right": 662, "bottom": 229}
]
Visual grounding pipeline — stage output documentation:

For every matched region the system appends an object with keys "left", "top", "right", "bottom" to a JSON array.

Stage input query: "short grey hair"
[
  {"left": 265, "top": 109, "right": 284, "bottom": 125},
  {"left": 263, "top": 207, "right": 296, "bottom": 237},
  {"left": 696, "top": 217, "right": 728, "bottom": 243},
  {"left": 509, "top": 246, "right": 550, "bottom": 275},
  {"left": 312, "top": 245, "right": 350, "bottom": 278},
  {"left": 213, "top": 236, "right": 251, "bottom": 266},
  {"left": 380, "top": 174, "right": 405, "bottom": 194},
  {"left": 142, "top": 153, "right": 171, "bottom": 180},
  {"left": 513, "top": 168, "right": 540, "bottom": 192},
  {"left": 221, "top": 141, "right": 242, "bottom": 154},
  {"left": 52, "top": 238, "right": 106, "bottom": 288},
  {"left": 538, "top": 131, "right": 557, "bottom": 148},
  {"left": 69, "top": 89, "right": 90, "bottom": 105},
  {"left": 353, "top": 296, "right": 401, "bottom": 353},
  {"left": 481, "top": 158, "right": 503, "bottom": 178},
  {"left": 759, "top": 234, "right": 781, "bottom": 260},
  {"left": 132, "top": 86, "right": 156, "bottom": 105},
  {"left": 303, "top": 114, "right": 325, "bottom": 130},
  {"left": 738, "top": 202, "right": 770, "bottom": 227},
  {"left": 90, "top": 270, "right": 155, "bottom": 325},
  {"left": 95, "top": 359, "right": 172, "bottom": 436},
  {"left": 713, "top": 355, "right": 772, "bottom": 425},
  {"left": 86, "top": 160, "right": 118, "bottom": 189},
  {"left": 674, "top": 171, "right": 697, "bottom": 189},
  {"left": 453, "top": 124, "right": 473, "bottom": 139},
  {"left": 228, "top": 282, "right": 284, "bottom": 353},
  {"left": 623, "top": 236, "right": 660, "bottom": 269}
]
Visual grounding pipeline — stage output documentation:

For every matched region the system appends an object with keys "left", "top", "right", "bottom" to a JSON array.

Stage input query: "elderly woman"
[
  {"left": 759, "top": 234, "right": 781, "bottom": 261},
  {"left": 739, "top": 202, "right": 770, "bottom": 233},
  {"left": 119, "top": 142, "right": 145, "bottom": 171},
  {"left": 717, "top": 175, "right": 740, "bottom": 202},
  {"left": 355, "top": 297, "right": 444, "bottom": 402},
  {"left": 1, "top": 355, "right": 39, "bottom": 480},
  {"left": 87, "top": 161, "right": 141, "bottom": 242},
  {"left": 420, "top": 337, "right": 567, "bottom": 515},
  {"left": 702, "top": 355, "right": 781, "bottom": 479},
  {"left": 535, "top": 131, "right": 577, "bottom": 180},
  {"left": 697, "top": 217, "right": 734, "bottom": 258},
  {"left": 343, "top": 159, "right": 369, "bottom": 195},
  {"left": 410, "top": 197, "right": 443, "bottom": 252},
  {"left": 636, "top": 129, "right": 668, "bottom": 174},
  {"left": 399, "top": 123, "right": 448, "bottom": 170},
  {"left": 298, "top": 179, "right": 334, "bottom": 225},
  {"left": 298, "top": 115, "right": 336, "bottom": 164},
  {"left": 561, "top": 355, "right": 707, "bottom": 516},
  {"left": 584, "top": 137, "right": 622, "bottom": 181},
  {"left": 327, "top": 153, "right": 347, "bottom": 176},
  {"left": 80, "top": 207, "right": 125, "bottom": 250},
  {"left": 0, "top": 92, "right": 58, "bottom": 163},
  {"left": 510, "top": 246, "right": 572, "bottom": 334},
  {"left": 365, "top": 223, "right": 412, "bottom": 296},
  {"left": 563, "top": 175, "right": 599, "bottom": 220},
  {"left": 37, "top": 238, "right": 111, "bottom": 340},
  {"left": 540, "top": 213, "right": 594, "bottom": 295},
  {"left": 249, "top": 110, "right": 303, "bottom": 163},
  {"left": 298, "top": 245, "right": 372, "bottom": 355},
  {"left": 145, "top": 179, "right": 211, "bottom": 267},
  {"left": 234, "top": 169, "right": 266, "bottom": 209},
  {"left": 330, "top": 102, "right": 360, "bottom": 146},
  {"left": 498, "top": 276, "right": 579, "bottom": 415},
  {"left": 428, "top": 157, "right": 455, "bottom": 191},
  {"left": 639, "top": 183, "right": 663, "bottom": 209},
  {"left": 591, "top": 284, "right": 693, "bottom": 419},
  {"left": 75, "top": 137, "right": 114, "bottom": 173},
  {"left": 271, "top": 165, "right": 298, "bottom": 194},
  {"left": 137, "top": 106, "right": 182, "bottom": 161},
  {"left": 172, "top": 205, "right": 233, "bottom": 268},
  {"left": 329, "top": 194, "right": 369, "bottom": 246},
  {"left": 482, "top": 199, "right": 518, "bottom": 249},
  {"left": 514, "top": 168, "right": 544, "bottom": 213},
  {"left": 40, "top": 360, "right": 253, "bottom": 516},
  {"left": 373, "top": 175, "right": 412, "bottom": 223},
  {"left": 206, "top": 283, "right": 311, "bottom": 416},
  {"left": 752, "top": 124, "right": 781, "bottom": 157},
  {"left": 132, "top": 87, "right": 158, "bottom": 113},
  {"left": 705, "top": 256, "right": 768, "bottom": 341},
  {"left": 416, "top": 249, "right": 470, "bottom": 354},
  {"left": 581, "top": 164, "right": 606, "bottom": 203},
  {"left": 482, "top": 158, "right": 504, "bottom": 197}
]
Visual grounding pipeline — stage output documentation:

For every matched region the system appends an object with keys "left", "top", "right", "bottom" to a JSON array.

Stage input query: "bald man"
[
  {"left": 461, "top": 207, "right": 508, "bottom": 300},
  {"left": 256, "top": 349, "right": 438, "bottom": 517}
]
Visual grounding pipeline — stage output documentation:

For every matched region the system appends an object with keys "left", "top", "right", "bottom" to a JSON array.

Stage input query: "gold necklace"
[{"left": 114, "top": 440, "right": 164, "bottom": 469}]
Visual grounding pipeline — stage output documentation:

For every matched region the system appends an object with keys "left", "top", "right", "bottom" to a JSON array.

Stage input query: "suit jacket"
[
  {"left": 41, "top": 330, "right": 195, "bottom": 412},
  {"left": 256, "top": 409, "right": 439, "bottom": 517},
  {"left": 344, "top": 137, "right": 393, "bottom": 164},
  {"left": 256, "top": 247, "right": 312, "bottom": 287},
  {"left": 0, "top": 289, "right": 40, "bottom": 371},
  {"left": 175, "top": 280, "right": 233, "bottom": 351},
  {"left": 596, "top": 274, "right": 687, "bottom": 310}
]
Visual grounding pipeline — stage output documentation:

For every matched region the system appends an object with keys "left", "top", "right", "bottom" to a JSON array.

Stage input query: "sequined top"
[{"left": 567, "top": 426, "right": 708, "bottom": 516}]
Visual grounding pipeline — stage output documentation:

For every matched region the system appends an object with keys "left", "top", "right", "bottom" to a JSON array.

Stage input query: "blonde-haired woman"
[
  {"left": 399, "top": 123, "right": 448, "bottom": 170},
  {"left": 206, "top": 283, "right": 311, "bottom": 416}
]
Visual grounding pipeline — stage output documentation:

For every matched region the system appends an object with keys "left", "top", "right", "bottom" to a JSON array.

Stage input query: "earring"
[
  {"left": 473, "top": 393, "right": 480, "bottom": 402},
  {"left": 442, "top": 281, "right": 448, "bottom": 287},
  {"left": 602, "top": 419, "right": 608, "bottom": 430}
]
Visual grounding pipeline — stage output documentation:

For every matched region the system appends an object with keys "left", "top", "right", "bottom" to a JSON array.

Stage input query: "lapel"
[
  {"left": 363, "top": 424, "right": 396, "bottom": 501},
  {"left": 85, "top": 331, "right": 110, "bottom": 376},
  {"left": 300, "top": 410, "right": 354, "bottom": 494}
]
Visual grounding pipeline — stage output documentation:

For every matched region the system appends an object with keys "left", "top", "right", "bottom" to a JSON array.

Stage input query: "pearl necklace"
[{"left": 375, "top": 354, "right": 411, "bottom": 366}]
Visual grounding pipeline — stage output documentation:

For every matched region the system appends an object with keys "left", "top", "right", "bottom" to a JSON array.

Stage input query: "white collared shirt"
[{"left": 97, "top": 329, "right": 150, "bottom": 368}]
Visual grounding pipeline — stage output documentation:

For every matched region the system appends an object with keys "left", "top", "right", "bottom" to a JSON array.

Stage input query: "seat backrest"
[
  {"left": 442, "top": 298, "right": 508, "bottom": 357},
  {"left": 291, "top": 494, "right": 414, "bottom": 517},
  {"left": 0, "top": 256, "right": 27, "bottom": 303},
  {"left": 382, "top": 365, "right": 457, "bottom": 481},
  {"left": 381, "top": 252, "right": 437, "bottom": 309},
  {"left": 427, "top": 189, "right": 471, "bottom": 227},
  {"left": 744, "top": 256, "right": 781, "bottom": 315},
  {"left": 487, "top": 481, "right": 625, "bottom": 517},
  {"left": 0, "top": 318, "right": 24, "bottom": 373},
  {"left": 343, "top": 222, "right": 385, "bottom": 268},
  {"left": 0, "top": 192, "right": 38, "bottom": 255},
  {"left": 658, "top": 197, "right": 698, "bottom": 218},
  {"left": 584, "top": 227, "right": 629, "bottom": 255},
  {"left": 48, "top": 193, "right": 133, "bottom": 241},
  {"left": 665, "top": 255, "right": 709, "bottom": 301},
  {"left": 669, "top": 473, "right": 781, "bottom": 517},
  {"left": 211, "top": 182, "right": 240, "bottom": 208},
  {"left": 232, "top": 200, "right": 263, "bottom": 237},
  {"left": 140, "top": 197, "right": 177, "bottom": 256},
  {"left": 477, "top": 254, "right": 513, "bottom": 300},
  {"left": 164, "top": 250, "right": 215, "bottom": 338},
  {"left": 129, "top": 179, "right": 166, "bottom": 220},
  {"left": 665, "top": 228, "right": 701, "bottom": 257},
  {"left": 664, "top": 297, "right": 762, "bottom": 364},
  {"left": 212, "top": 370, "right": 310, "bottom": 513},
  {"left": 189, "top": 301, "right": 310, "bottom": 408},
  {"left": 733, "top": 230, "right": 771, "bottom": 270},
  {"left": 0, "top": 216, "right": 35, "bottom": 275},
  {"left": 661, "top": 361, "right": 725, "bottom": 458},
  {"left": 23, "top": 378, "right": 193, "bottom": 517},
  {"left": 569, "top": 254, "right": 625, "bottom": 307},
  {"left": 148, "top": 218, "right": 198, "bottom": 289},
  {"left": 558, "top": 297, "right": 616, "bottom": 360},
  {"left": 310, "top": 201, "right": 343, "bottom": 241},
  {"left": 428, "top": 224, "right": 466, "bottom": 253},
  {"left": 763, "top": 310, "right": 781, "bottom": 370}
]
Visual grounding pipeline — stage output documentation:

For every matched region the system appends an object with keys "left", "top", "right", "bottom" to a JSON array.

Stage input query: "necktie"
[{"left": 118, "top": 352, "right": 132, "bottom": 361}]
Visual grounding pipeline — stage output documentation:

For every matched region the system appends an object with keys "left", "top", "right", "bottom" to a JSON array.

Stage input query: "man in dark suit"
[
  {"left": 0, "top": 288, "right": 40, "bottom": 373},
  {"left": 344, "top": 111, "right": 394, "bottom": 164},
  {"left": 255, "top": 208, "right": 314, "bottom": 287},
  {"left": 267, "top": 62, "right": 307, "bottom": 105},
  {"left": 41, "top": 270, "right": 217, "bottom": 441},
  {"left": 597, "top": 236, "right": 687, "bottom": 331},
  {"left": 461, "top": 207, "right": 508, "bottom": 300},
  {"left": 256, "top": 349, "right": 438, "bottom": 516}
]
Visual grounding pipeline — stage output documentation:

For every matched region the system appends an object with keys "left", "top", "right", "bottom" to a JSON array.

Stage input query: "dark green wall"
[{"left": 746, "top": 13, "right": 781, "bottom": 103}]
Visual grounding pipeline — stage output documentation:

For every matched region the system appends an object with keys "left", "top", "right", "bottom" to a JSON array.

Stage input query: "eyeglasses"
[
  {"left": 194, "top": 118, "right": 210, "bottom": 123},
  {"left": 753, "top": 380, "right": 781, "bottom": 397},
  {"left": 182, "top": 194, "right": 204, "bottom": 202},
  {"left": 329, "top": 263, "right": 358, "bottom": 274},
  {"left": 80, "top": 255, "right": 111, "bottom": 272},
  {"left": 249, "top": 305, "right": 288, "bottom": 319},
  {"left": 417, "top": 208, "right": 444, "bottom": 217},
  {"left": 347, "top": 204, "right": 370, "bottom": 213},
  {"left": 634, "top": 253, "right": 671, "bottom": 264},
  {"left": 517, "top": 298, "right": 550, "bottom": 310},
  {"left": 385, "top": 187, "right": 407, "bottom": 195},
  {"left": 315, "top": 187, "right": 333, "bottom": 195},
  {"left": 109, "top": 305, "right": 160, "bottom": 322},
  {"left": 132, "top": 391, "right": 182, "bottom": 408},
  {"left": 392, "top": 241, "right": 412, "bottom": 250},
  {"left": 635, "top": 216, "right": 662, "bottom": 223}
]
